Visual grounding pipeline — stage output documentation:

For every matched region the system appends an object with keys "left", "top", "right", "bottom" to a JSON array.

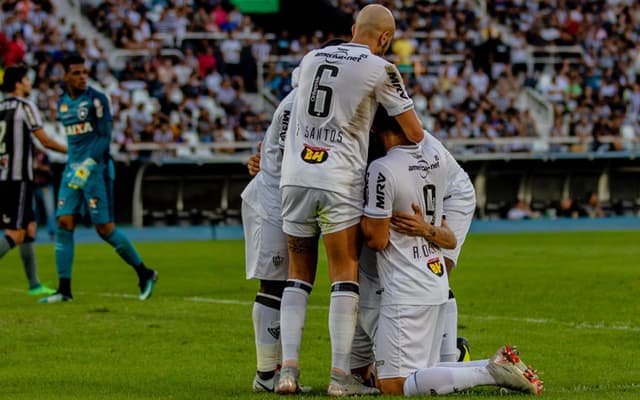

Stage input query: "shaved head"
[
  {"left": 352, "top": 4, "right": 396, "bottom": 55},
  {"left": 354, "top": 4, "right": 396, "bottom": 35}
]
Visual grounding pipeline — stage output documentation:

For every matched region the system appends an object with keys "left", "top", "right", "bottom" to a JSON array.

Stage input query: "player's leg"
[
  {"left": 276, "top": 186, "right": 321, "bottom": 394},
  {"left": 90, "top": 175, "right": 157, "bottom": 300},
  {"left": 252, "top": 279, "right": 286, "bottom": 391},
  {"left": 21, "top": 221, "right": 55, "bottom": 295},
  {"left": 0, "top": 181, "right": 28, "bottom": 257},
  {"left": 404, "top": 346, "right": 543, "bottom": 395},
  {"left": 377, "top": 304, "right": 445, "bottom": 395},
  {"left": 440, "top": 208, "right": 474, "bottom": 363},
  {"left": 40, "top": 172, "right": 83, "bottom": 303},
  {"left": 242, "top": 200, "right": 289, "bottom": 392},
  {"left": 276, "top": 233, "right": 318, "bottom": 394}
]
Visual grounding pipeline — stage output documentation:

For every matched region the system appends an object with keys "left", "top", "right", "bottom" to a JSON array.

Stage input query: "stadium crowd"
[{"left": 0, "top": 0, "right": 639, "bottom": 157}]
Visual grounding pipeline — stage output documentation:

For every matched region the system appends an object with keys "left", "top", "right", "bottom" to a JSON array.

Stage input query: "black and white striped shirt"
[{"left": 0, "top": 96, "right": 43, "bottom": 182}]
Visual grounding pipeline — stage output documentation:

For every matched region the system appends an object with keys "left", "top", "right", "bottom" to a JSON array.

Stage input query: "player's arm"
[
  {"left": 394, "top": 109, "right": 424, "bottom": 143},
  {"left": 33, "top": 128, "right": 67, "bottom": 154},
  {"left": 24, "top": 101, "right": 67, "bottom": 153},
  {"left": 247, "top": 142, "right": 261, "bottom": 176},
  {"left": 88, "top": 93, "right": 113, "bottom": 162},
  {"left": 361, "top": 216, "right": 390, "bottom": 251},
  {"left": 375, "top": 64, "right": 424, "bottom": 143},
  {"left": 391, "top": 204, "right": 457, "bottom": 249},
  {"left": 361, "top": 161, "right": 394, "bottom": 251}
]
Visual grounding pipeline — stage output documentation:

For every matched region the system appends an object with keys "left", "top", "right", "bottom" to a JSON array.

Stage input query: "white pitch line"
[{"left": 10, "top": 288, "right": 639, "bottom": 332}]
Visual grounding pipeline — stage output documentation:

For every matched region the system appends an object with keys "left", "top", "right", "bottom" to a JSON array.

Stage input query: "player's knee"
[
  {"left": 378, "top": 377, "right": 406, "bottom": 395},
  {"left": 57, "top": 216, "right": 75, "bottom": 231},
  {"left": 259, "top": 280, "right": 286, "bottom": 298},
  {"left": 6, "top": 230, "right": 25, "bottom": 245},
  {"left": 95, "top": 223, "right": 114, "bottom": 238}
]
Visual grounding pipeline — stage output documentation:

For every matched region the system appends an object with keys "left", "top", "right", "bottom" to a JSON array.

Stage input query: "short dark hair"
[
  {"left": 63, "top": 54, "right": 86, "bottom": 71},
  {"left": 2, "top": 64, "right": 29, "bottom": 92},
  {"left": 320, "top": 38, "right": 348, "bottom": 48},
  {"left": 372, "top": 106, "right": 402, "bottom": 135}
]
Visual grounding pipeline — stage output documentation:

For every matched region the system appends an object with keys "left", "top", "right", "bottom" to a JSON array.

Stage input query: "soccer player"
[
  {"left": 39, "top": 55, "right": 157, "bottom": 303},
  {"left": 242, "top": 87, "right": 297, "bottom": 392},
  {"left": 243, "top": 38, "right": 348, "bottom": 394},
  {"left": 276, "top": 4, "right": 424, "bottom": 396},
  {"left": 361, "top": 109, "right": 542, "bottom": 396},
  {"left": 0, "top": 64, "right": 67, "bottom": 296}
]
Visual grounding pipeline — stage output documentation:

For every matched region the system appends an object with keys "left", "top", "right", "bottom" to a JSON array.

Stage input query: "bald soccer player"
[{"left": 276, "top": 4, "right": 423, "bottom": 396}]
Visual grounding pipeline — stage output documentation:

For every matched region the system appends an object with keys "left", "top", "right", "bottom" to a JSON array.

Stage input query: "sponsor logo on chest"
[{"left": 65, "top": 122, "right": 93, "bottom": 136}]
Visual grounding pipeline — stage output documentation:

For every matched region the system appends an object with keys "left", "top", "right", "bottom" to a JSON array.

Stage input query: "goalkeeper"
[{"left": 40, "top": 55, "right": 157, "bottom": 303}]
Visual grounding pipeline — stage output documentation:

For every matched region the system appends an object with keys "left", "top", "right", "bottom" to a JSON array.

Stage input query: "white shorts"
[
  {"left": 242, "top": 201, "right": 289, "bottom": 281},
  {"left": 280, "top": 186, "right": 362, "bottom": 237},
  {"left": 375, "top": 303, "right": 446, "bottom": 379},
  {"left": 441, "top": 206, "right": 474, "bottom": 267}
]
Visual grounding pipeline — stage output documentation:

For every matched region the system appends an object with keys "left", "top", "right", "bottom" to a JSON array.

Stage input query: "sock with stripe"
[
  {"left": 329, "top": 281, "right": 360, "bottom": 373},
  {"left": 280, "top": 279, "right": 312, "bottom": 365},
  {"left": 253, "top": 292, "right": 282, "bottom": 374}
]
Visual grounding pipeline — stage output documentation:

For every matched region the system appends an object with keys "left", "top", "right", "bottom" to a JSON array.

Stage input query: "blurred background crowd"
[{"left": 2, "top": 0, "right": 639, "bottom": 219}]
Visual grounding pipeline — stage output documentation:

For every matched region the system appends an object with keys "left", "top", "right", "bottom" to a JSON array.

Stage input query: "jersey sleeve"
[
  {"left": 275, "top": 90, "right": 295, "bottom": 151},
  {"left": 374, "top": 62, "right": 414, "bottom": 117},
  {"left": 23, "top": 100, "right": 43, "bottom": 131},
  {"left": 89, "top": 92, "right": 113, "bottom": 161},
  {"left": 364, "top": 160, "right": 395, "bottom": 219}
]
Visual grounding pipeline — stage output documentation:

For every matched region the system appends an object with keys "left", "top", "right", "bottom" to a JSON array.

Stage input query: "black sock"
[
  {"left": 5, "top": 235, "right": 16, "bottom": 248},
  {"left": 58, "top": 278, "right": 72, "bottom": 297},
  {"left": 133, "top": 263, "right": 151, "bottom": 281},
  {"left": 257, "top": 370, "right": 276, "bottom": 380}
]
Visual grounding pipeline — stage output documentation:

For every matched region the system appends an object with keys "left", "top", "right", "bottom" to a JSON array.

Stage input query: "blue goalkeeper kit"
[{"left": 56, "top": 86, "right": 115, "bottom": 224}]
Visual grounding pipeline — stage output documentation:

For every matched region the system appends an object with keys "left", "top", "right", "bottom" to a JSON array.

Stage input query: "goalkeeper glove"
[{"left": 68, "top": 158, "right": 97, "bottom": 189}]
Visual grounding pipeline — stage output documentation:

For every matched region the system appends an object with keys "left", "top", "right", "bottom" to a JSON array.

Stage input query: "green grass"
[{"left": 0, "top": 231, "right": 639, "bottom": 399}]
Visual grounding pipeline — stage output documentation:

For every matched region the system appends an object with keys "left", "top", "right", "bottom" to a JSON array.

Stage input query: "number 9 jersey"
[
  {"left": 363, "top": 142, "right": 449, "bottom": 306},
  {"left": 280, "top": 43, "right": 414, "bottom": 202}
]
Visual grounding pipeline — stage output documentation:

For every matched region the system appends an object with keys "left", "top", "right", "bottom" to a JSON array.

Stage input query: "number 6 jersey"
[{"left": 280, "top": 43, "right": 414, "bottom": 201}]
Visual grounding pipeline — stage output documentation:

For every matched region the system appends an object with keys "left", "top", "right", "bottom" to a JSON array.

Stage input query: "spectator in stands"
[
  {"left": 507, "top": 199, "right": 539, "bottom": 220},
  {"left": 557, "top": 197, "right": 586, "bottom": 219},
  {"left": 584, "top": 191, "right": 605, "bottom": 218}
]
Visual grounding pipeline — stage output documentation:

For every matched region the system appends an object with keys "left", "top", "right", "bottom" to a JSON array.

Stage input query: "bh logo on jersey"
[
  {"left": 427, "top": 258, "right": 444, "bottom": 277},
  {"left": 301, "top": 144, "right": 329, "bottom": 164}
]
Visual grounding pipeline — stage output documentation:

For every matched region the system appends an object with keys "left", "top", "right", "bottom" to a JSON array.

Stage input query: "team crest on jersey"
[
  {"left": 301, "top": 144, "right": 329, "bottom": 164},
  {"left": 60, "top": 103, "right": 68, "bottom": 113},
  {"left": 77, "top": 102, "right": 89, "bottom": 120},
  {"left": 272, "top": 253, "right": 284, "bottom": 267},
  {"left": 427, "top": 258, "right": 444, "bottom": 277}
]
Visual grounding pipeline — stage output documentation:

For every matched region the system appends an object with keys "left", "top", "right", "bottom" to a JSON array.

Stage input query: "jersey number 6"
[{"left": 307, "top": 64, "right": 338, "bottom": 118}]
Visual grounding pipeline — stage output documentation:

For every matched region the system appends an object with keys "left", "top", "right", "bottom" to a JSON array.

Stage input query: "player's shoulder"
[
  {"left": 421, "top": 130, "right": 447, "bottom": 153},
  {"left": 87, "top": 86, "right": 109, "bottom": 103},
  {"left": 14, "top": 96, "right": 38, "bottom": 110}
]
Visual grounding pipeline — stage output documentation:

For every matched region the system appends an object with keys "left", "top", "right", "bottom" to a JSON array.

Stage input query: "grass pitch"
[{"left": 0, "top": 231, "right": 638, "bottom": 399}]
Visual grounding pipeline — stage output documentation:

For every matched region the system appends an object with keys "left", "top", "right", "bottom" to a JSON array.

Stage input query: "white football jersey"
[
  {"left": 359, "top": 130, "right": 474, "bottom": 279},
  {"left": 241, "top": 89, "right": 296, "bottom": 226},
  {"left": 280, "top": 43, "right": 414, "bottom": 201},
  {"left": 363, "top": 143, "right": 449, "bottom": 306},
  {"left": 421, "top": 132, "right": 476, "bottom": 214}
]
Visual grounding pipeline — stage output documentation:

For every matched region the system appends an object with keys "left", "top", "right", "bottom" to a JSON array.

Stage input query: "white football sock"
[
  {"left": 329, "top": 282, "right": 359, "bottom": 374},
  {"left": 440, "top": 295, "right": 458, "bottom": 362},
  {"left": 404, "top": 364, "right": 496, "bottom": 396},
  {"left": 280, "top": 280, "right": 312, "bottom": 365},
  {"left": 253, "top": 293, "right": 281, "bottom": 372}
]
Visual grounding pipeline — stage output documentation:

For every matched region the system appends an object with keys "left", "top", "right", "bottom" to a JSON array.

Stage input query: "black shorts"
[{"left": 0, "top": 181, "right": 35, "bottom": 230}]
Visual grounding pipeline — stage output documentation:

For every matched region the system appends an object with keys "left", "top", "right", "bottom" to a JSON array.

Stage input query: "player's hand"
[
  {"left": 391, "top": 203, "right": 430, "bottom": 238},
  {"left": 68, "top": 158, "right": 97, "bottom": 190},
  {"left": 247, "top": 142, "right": 262, "bottom": 177}
]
